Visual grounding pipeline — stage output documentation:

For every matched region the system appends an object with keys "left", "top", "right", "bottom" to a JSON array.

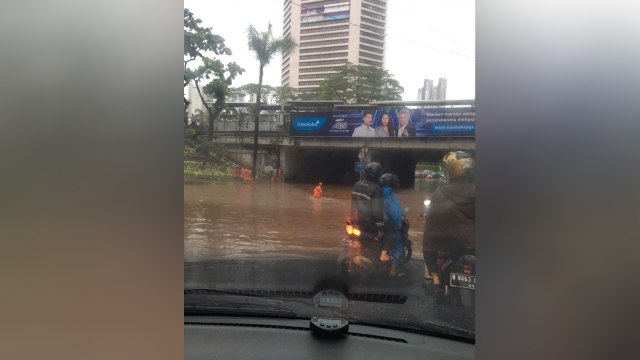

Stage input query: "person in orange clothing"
[{"left": 313, "top": 182, "right": 323, "bottom": 198}]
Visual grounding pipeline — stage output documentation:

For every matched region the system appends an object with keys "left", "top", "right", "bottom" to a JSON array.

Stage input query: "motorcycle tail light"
[
  {"left": 345, "top": 225, "right": 361, "bottom": 237},
  {"left": 463, "top": 267, "right": 472, "bottom": 275}
]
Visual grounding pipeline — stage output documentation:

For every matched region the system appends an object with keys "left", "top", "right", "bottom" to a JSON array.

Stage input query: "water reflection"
[{"left": 184, "top": 179, "right": 443, "bottom": 261}]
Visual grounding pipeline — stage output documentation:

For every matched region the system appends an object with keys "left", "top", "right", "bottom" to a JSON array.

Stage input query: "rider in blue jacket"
[{"left": 379, "top": 173, "right": 406, "bottom": 277}]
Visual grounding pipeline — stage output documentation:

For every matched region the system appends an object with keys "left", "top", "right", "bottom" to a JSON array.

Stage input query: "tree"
[
  {"left": 271, "top": 85, "right": 299, "bottom": 105},
  {"left": 238, "top": 83, "right": 274, "bottom": 104},
  {"left": 231, "top": 84, "right": 298, "bottom": 105},
  {"left": 184, "top": 8, "right": 244, "bottom": 139},
  {"left": 306, "top": 63, "right": 404, "bottom": 104},
  {"left": 246, "top": 23, "right": 296, "bottom": 179}
]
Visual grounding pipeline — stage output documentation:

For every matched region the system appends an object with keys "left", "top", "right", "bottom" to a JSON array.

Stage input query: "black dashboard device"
[
  {"left": 312, "top": 288, "right": 348, "bottom": 309},
  {"left": 310, "top": 316, "right": 349, "bottom": 337}
]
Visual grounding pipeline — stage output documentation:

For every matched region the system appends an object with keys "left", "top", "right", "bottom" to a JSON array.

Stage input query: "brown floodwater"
[{"left": 184, "top": 179, "right": 442, "bottom": 261}]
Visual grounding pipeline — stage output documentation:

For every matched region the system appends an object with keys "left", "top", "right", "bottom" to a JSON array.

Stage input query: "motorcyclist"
[
  {"left": 350, "top": 162, "right": 385, "bottom": 243},
  {"left": 422, "top": 151, "right": 475, "bottom": 301},
  {"left": 379, "top": 173, "right": 406, "bottom": 277}
]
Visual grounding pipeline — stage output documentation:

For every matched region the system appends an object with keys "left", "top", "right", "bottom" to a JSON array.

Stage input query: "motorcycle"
[
  {"left": 435, "top": 249, "right": 475, "bottom": 306},
  {"left": 338, "top": 210, "right": 413, "bottom": 278},
  {"left": 422, "top": 198, "right": 475, "bottom": 306}
]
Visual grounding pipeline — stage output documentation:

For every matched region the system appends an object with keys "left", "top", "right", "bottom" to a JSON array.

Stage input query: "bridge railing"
[{"left": 213, "top": 113, "right": 290, "bottom": 133}]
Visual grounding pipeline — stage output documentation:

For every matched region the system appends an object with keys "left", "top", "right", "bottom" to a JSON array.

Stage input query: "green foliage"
[
  {"left": 305, "top": 63, "right": 404, "bottom": 104},
  {"left": 183, "top": 160, "right": 233, "bottom": 179},
  {"left": 229, "top": 84, "right": 298, "bottom": 105},
  {"left": 246, "top": 23, "right": 297, "bottom": 179},
  {"left": 184, "top": 8, "right": 245, "bottom": 137},
  {"left": 271, "top": 85, "right": 298, "bottom": 104},
  {"left": 195, "top": 141, "right": 226, "bottom": 159},
  {"left": 184, "top": 128, "right": 198, "bottom": 146},
  {"left": 246, "top": 24, "right": 297, "bottom": 68},
  {"left": 184, "top": 9, "right": 230, "bottom": 60}
]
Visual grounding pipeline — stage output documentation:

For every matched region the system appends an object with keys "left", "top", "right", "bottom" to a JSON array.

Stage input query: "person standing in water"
[{"left": 313, "top": 182, "right": 323, "bottom": 198}]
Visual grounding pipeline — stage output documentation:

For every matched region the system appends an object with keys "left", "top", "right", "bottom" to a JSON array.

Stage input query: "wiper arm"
[{"left": 185, "top": 302, "right": 296, "bottom": 317}]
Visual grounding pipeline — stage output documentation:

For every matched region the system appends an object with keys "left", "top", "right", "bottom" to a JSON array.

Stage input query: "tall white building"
[
  {"left": 187, "top": 83, "right": 210, "bottom": 116},
  {"left": 282, "top": 0, "right": 388, "bottom": 95},
  {"left": 417, "top": 78, "right": 447, "bottom": 100}
]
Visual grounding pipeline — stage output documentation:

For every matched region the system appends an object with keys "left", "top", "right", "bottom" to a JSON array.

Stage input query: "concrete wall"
[{"left": 216, "top": 134, "right": 474, "bottom": 184}]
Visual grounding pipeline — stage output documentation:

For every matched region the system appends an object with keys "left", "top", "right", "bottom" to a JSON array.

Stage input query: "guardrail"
[{"left": 212, "top": 113, "right": 290, "bottom": 133}]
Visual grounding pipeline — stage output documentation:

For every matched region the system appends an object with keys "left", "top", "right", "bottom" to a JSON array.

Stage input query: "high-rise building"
[
  {"left": 417, "top": 78, "right": 447, "bottom": 100},
  {"left": 187, "top": 83, "right": 209, "bottom": 116},
  {"left": 282, "top": 0, "right": 388, "bottom": 95}
]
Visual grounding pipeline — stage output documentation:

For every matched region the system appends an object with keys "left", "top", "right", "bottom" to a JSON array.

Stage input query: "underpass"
[{"left": 214, "top": 134, "right": 474, "bottom": 186}]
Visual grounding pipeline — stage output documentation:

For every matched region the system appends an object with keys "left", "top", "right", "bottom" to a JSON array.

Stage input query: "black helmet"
[
  {"left": 379, "top": 173, "right": 400, "bottom": 189},
  {"left": 364, "top": 162, "right": 383, "bottom": 182}
]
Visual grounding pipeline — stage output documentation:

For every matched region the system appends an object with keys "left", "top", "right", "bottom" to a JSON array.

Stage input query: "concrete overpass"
[{"left": 199, "top": 100, "right": 475, "bottom": 186}]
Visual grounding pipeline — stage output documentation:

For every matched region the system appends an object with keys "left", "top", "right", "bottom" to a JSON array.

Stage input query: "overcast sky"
[{"left": 185, "top": 0, "right": 474, "bottom": 100}]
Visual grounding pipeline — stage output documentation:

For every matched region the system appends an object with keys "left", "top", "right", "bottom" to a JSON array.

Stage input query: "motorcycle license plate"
[
  {"left": 342, "top": 237, "right": 360, "bottom": 248},
  {"left": 450, "top": 273, "right": 475, "bottom": 290}
]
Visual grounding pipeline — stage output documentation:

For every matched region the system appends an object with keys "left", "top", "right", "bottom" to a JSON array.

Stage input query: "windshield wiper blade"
[
  {"left": 185, "top": 288, "right": 314, "bottom": 298},
  {"left": 185, "top": 303, "right": 296, "bottom": 317}
]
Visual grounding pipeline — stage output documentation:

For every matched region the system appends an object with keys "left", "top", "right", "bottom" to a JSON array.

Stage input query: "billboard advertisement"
[{"left": 289, "top": 108, "right": 475, "bottom": 138}]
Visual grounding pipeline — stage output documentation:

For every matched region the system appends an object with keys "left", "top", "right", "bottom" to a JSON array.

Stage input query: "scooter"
[
  {"left": 338, "top": 213, "right": 413, "bottom": 278},
  {"left": 422, "top": 198, "right": 475, "bottom": 306},
  {"left": 435, "top": 249, "right": 475, "bottom": 306}
]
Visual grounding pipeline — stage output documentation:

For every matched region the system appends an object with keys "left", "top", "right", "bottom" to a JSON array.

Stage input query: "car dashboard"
[{"left": 185, "top": 315, "right": 474, "bottom": 360}]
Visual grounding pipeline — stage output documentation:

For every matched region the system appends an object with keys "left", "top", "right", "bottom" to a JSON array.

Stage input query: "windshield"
[{"left": 184, "top": 0, "right": 475, "bottom": 341}]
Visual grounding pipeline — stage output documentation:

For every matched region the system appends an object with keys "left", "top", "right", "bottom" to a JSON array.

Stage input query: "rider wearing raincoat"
[{"left": 379, "top": 173, "right": 406, "bottom": 277}]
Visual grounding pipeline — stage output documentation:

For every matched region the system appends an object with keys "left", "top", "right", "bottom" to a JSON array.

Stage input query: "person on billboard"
[
  {"left": 375, "top": 112, "right": 397, "bottom": 137},
  {"left": 352, "top": 111, "right": 377, "bottom": 137},
  {"left": 397, "top": 109, "right": 416, "bottom": 137}
]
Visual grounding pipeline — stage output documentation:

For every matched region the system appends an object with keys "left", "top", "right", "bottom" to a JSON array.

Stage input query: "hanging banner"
[{"left": 289, "top": 107, "right": 475, "bottom": 138}]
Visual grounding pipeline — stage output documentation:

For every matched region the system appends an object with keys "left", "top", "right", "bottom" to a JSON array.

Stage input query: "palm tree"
[{"left": 246, "top": 23, "right": 296, "bottom": 179}]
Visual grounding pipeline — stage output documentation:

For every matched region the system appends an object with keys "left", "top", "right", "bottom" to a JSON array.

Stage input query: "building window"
[
  {"left": 299, "top": 80, "right": 325, "bottom": 86},
  {"left": 360, "top": 37, "right": 384, "bottom": 48},
  {"left": 360, "top": 24, "right": 385, "bottom": 34},
  {"left": 364, "top": 0, "right": 386, "bottom": 6},
  {"left": 301, "top": 38, "right": 349, "bottom": 47},
  {"left": 359, "top": 44, "right": 383, "bottom": 54},
  {"left": 299, "top": 72, "right": 339, "bottom": 79},
  {"left": 301, "top": 24, "right": 349, "bottom": 34},
  {"left": 300, "top": 31, "right": 349, "bottom": 41},
  {"left": 301, "top": 18, "right": 349, "bottom": 27},
  {"left": 360, "top": 30, "right": 384, "bottom": 41},
  {"left": 361, "top": 10, "right": 385, "bottom": 21},
  {"left": 361, "top": 17, "right": 385, "bottom": 29},
  {"left": 359, "top": 52, "right": 384, "bottom": 61},
  {"left": 300, "top": 45, "right": 348, "bottom": 53},
  {"left": 299, "top": 66, "right": 344, "bottom": 73},
  {"left": 300, "top": 52, "right": 348, "bottom": 60},
  {"left": 359, "top": 58, "right": 383, "bottom": 67},
  {"left": 300, "top": 59, "right": 347, "bottom": 66}
]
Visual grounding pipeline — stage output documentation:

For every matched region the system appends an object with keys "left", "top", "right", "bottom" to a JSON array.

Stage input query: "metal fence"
[{"left": 213, "top": 113, "right": 290, "bottom": 133}]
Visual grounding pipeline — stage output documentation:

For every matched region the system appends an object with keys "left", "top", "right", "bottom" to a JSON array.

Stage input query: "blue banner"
[{"left": 290, "top": 107, "right": 475, "bottom": 138}]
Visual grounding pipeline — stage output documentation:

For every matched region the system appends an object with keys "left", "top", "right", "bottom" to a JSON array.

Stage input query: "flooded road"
[{"left": 184, "top": 179, "right": 442, "bottom": 261}]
